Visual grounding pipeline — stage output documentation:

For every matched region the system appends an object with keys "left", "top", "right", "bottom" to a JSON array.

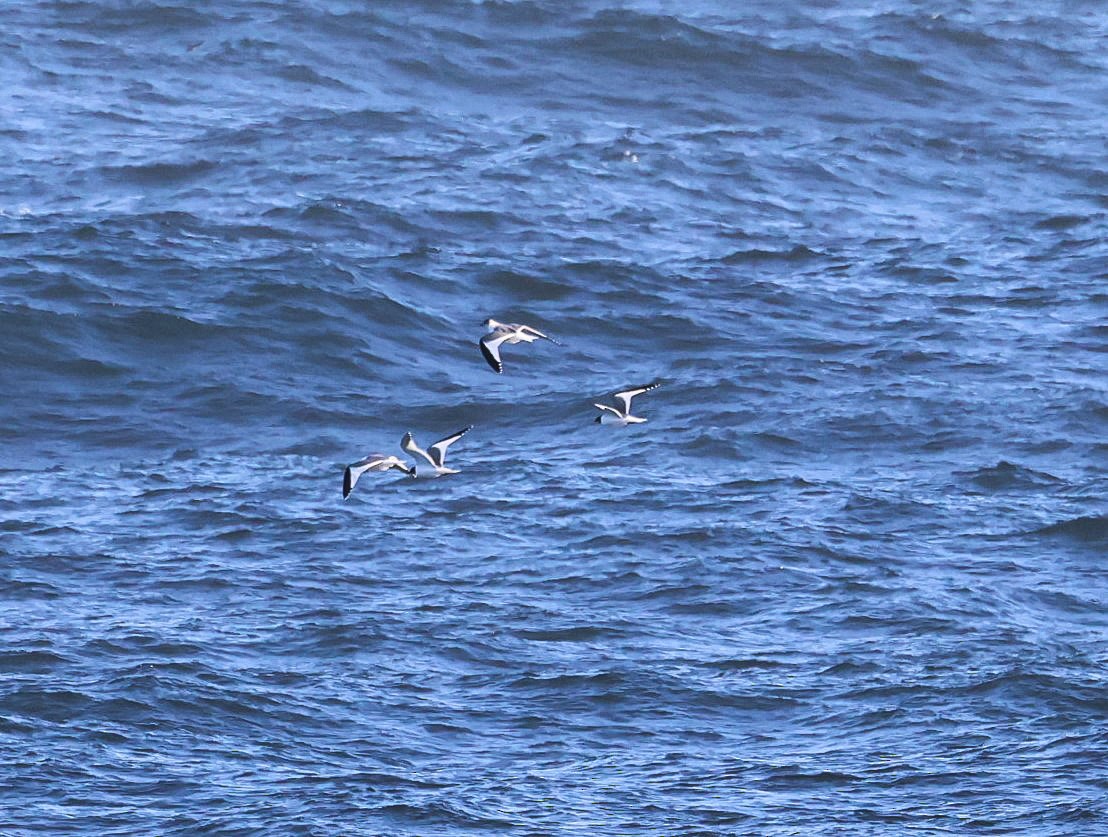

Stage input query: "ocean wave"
[
  {"left": 1033, "top": 515, "right": 1108, "bottom": 543},
  {"left": 2, "top": 0, "right": 1105, "bottom": 831}
]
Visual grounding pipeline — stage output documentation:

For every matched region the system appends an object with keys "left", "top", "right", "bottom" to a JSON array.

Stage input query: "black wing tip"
[
  {"left": 613, "top": 381, "right": 661, "bottom": 395},
  {"left": 342, "top": 467, "right": 352, "bottom": 499}
]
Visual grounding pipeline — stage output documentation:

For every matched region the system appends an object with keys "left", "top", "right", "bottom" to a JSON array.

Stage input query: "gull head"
[{"left": 482, "top": 318, "right": 500, "bottom": 331}]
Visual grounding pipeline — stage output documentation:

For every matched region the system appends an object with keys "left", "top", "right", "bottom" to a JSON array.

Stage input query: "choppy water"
[{"left": 2, "top": 1, "right": 1106, "bottom": 833}]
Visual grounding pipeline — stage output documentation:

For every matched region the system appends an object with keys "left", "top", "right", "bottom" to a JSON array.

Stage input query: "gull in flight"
[
  {"left": 594, "top": 382, "right": 660, "bottom": 426},
  {"left": 401, "top": 426, "right": 472, "bottom": 477},
  {"left": 479, "top": 318, "right": 560, "bottom": 373},
  {"left": 343, "top": 454, "right": 413, "bottom": 499}
]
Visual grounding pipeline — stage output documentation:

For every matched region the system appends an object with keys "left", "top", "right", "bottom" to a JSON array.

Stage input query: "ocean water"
[{"left": 1, "top": 0, "right": 1106, "bottom": 833}]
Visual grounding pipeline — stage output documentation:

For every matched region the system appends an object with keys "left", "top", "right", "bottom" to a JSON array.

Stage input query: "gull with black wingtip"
[
  {"left": 594, "top": 382, "right": 660, "bottom": 426},
  {"left": 479, "top": 318, "right": 560, "bottom": 374},
  {"left": 401, "top": 425, "right": 472, "bottom": 477},
  {"left": 342, "top": 454, "right": 413, "bottom": 499}
]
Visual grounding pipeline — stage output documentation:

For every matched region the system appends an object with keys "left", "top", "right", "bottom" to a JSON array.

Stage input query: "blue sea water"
[{"left": 1, "top": 0, "right": 1106, "bottom": 833}]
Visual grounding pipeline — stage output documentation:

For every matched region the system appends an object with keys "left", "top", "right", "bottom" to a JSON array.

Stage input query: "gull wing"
[
  {"left": 342, "top": 459, "right": 374, "bottom": 499},
  {"left": 519, "top": 324, "right": 562, "bottom": 345},
  {"left": 401, "top": 433, "right": 437, "bottom": 468},
  {"left": 593, "top": 403, "right": 623, "bottom": 417},
  {"left": 479, "top": 332, "right": 512, "bottom": 373},
  {"left": 614, "top": 382, "right": 659, "bottom": 414},
  {"left": 378, "top": 455, "right": 413, "bottom": 475},
  {"left": 342, "top": 465, "right": 359, "bottom": 499},
  {"left": 386, "top": 457, "right": 414, "bottom": 475},
  {"left": 429, "top": 425, "right": 472, "bottom": 467}
]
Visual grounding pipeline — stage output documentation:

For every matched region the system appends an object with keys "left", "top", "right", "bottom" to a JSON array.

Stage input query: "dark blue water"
[{"left": 2, "top": 1, "right": 1106, "bottom": 832}]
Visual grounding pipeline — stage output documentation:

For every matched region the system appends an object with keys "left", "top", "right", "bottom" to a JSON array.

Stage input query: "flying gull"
[
  {"left": 594, "top": 382, "right": 660, "bottom": 426},
  {"left": 479, "top": 318, "right": 560, "bottom": 374},
  {"left": 401, "top": 425, "right": 472, "bottom": 477},
  {"left": 343, "top": 454, "right": 413, "bottom": 499}
]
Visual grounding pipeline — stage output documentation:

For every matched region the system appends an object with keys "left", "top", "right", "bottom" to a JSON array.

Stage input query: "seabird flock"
[{"left": 343, "top": 318, "right": 659, "bottom": 498}]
